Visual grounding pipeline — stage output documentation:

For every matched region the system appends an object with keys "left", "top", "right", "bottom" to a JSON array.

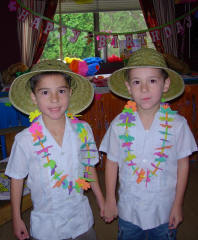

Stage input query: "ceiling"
[{"left": 56, "top": 0, "right": 141, "bottom": 13}]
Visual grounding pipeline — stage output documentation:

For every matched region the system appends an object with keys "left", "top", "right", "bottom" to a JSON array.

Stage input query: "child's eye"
[
  {"left": 150, "top": 79, "right": 157, "bottom": 83},
  {"left": 132, "top": 80, "right": 140, "bottom": 85},
  {"left": 59, "top": 89, "right": 66, "bottom": 94},
  {"left": 41, "top": 90, "right": 48, "bottom": 95}
]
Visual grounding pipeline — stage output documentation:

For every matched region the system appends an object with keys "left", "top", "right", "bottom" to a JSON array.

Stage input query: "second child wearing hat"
[
  {"left": 5, "top": 60, "right": 104, "bottom": 240},
  {"left": 100, "top": 48, "right": 197, "bottom": 240}
]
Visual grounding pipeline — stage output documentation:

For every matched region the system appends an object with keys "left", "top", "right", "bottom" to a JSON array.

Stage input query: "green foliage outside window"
[{"left": 42, "top": 13, "right": 94, "bottom": 60}]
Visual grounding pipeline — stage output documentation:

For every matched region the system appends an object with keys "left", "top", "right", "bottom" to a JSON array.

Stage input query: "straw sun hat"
[
  {"left": 108, "top": 48, "right": 184, "bottom": 101},
  {"left": 9, "top": 59, "right": 94, "bottom": 115}
]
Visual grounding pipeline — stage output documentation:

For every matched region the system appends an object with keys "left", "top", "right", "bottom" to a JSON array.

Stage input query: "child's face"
[
  {"left": 31, "top": 74, "right": 72, "bottom": 122},
  {"left": 125, "top": 68, "right": 170, "bottom": 112}
]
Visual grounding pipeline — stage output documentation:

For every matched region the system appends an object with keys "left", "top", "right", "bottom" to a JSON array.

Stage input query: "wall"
[{"left": 0, "top": 1, "right": 20, "bottom": 72}]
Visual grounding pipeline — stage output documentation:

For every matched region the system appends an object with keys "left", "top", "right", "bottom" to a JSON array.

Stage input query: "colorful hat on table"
[
  {"left": 9, "top": 59, "right": 94, "bottom": 115},
  {"left": 108, "top": 47, "right": 185, "bottom": 101}
]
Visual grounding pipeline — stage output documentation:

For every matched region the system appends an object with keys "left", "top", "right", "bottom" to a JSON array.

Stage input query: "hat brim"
[
  {"left": 108, "top": 66, "right": 184, "bottom": 102},
  {"left": 9, "top": 69, "right": 94, "bottom": 115}
]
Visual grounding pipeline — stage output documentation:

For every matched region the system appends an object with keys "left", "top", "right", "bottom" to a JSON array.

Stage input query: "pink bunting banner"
[{"left": 9, "top": 0, "right": 196, "bottom": 49}]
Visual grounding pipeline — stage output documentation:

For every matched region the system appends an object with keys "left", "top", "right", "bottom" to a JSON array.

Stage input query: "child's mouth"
[{"left": 142, "top": 97, "right": 150, "bottom": 101}]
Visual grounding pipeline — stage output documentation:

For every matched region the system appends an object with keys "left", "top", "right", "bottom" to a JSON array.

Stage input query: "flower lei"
[
  {"left": 118, "top": 101, "right": 177, "bottom": 187},
  {"left": 29, "top": 110, "right": 95, "bottom": 194}
]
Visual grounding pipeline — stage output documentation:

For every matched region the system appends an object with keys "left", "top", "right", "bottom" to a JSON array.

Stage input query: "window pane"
[
  {"left": 42, "top": 13, "right": 94, "bottom": 60},
  {"left": 99, "top": 11, "right": 154, "bottom": 57}
]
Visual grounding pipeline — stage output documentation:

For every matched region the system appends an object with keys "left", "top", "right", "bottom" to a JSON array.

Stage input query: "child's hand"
[
  {"left": 13, "top": 218, "right": 29, "bottom": 240},
  {"left": 104, "top": 198, "right": 118, "bottom": 223},
  {"left": 169, "top": 203, "right": 183, "bottom": 229},
  {"left": 99, "top": 202, "right": 105, "bottom": 219},
  {"left": 97, "top": 195, "right": 105, "bottom": 218}
]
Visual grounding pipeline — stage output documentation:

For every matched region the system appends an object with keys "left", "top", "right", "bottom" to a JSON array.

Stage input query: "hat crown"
[
  {"left": 127, "top": 48, "right": 168, "bottom": 68},
  {"left": 31, "top": 59, "right": 70, "bottom": 72}
]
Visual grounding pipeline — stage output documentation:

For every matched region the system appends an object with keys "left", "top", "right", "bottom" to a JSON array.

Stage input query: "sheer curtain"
[
  {"left": 17, "top": 0, "right": 47, "bottom": 67},
  {"left": 139, "top": 0, "right": 164, "bottom": 53},
  {"left": 139, "top": 0, "right": 179, "bottom": 56},
  {"left": 17, "top": 0, "right": 58, "bottom": 67},
  {"left": 153, "top": 0, "right": 178, "bottom": 57}
]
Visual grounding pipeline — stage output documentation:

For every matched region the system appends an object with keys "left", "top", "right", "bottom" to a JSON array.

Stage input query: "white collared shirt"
[
  {"left": 100, "top": 110, "right": 197, "bottom": 230},
  {"left": 6, "top": 116, "right": 99, "bottom": 240}
]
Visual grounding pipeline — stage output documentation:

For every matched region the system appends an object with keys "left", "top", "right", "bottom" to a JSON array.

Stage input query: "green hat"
[
  {"left": 108, "top": 48, "right": 184, "bottom": 101},
  {"left": 9, "top": 59, "right": 94, "bottom": 115}
]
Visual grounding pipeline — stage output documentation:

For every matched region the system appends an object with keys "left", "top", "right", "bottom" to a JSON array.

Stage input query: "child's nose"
[
  {"left": 141, "top": 82, "right": 148, "bottom": 92},
  {"left": 50, "top": 92, "right": 59, "bottom": 102}
]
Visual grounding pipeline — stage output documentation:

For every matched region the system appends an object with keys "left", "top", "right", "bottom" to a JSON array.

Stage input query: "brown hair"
[
  {"left": 124, "top": 68, "right": 169, "bottom": 82},
  {"left": 29, "top": 71, "right": 72, "bottom": 93}
]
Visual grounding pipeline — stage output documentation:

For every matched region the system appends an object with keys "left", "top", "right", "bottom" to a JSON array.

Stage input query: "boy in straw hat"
[
  {"left": 100, "top": 48, "right": 197, "bottom": 239},
  {"left": 5, "top": 60, "right": 104, "bottom": 240}
]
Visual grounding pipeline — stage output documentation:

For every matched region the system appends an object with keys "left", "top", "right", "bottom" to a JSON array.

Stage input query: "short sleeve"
[
  {"left": 175, "top": 118, "right": 197, "bottom": 160},
  {"left": 5, "top": 135, "right": 30, "bottom": 179},
  {"left": 99, "top": 119, "right": 121, "bottom": 162}
]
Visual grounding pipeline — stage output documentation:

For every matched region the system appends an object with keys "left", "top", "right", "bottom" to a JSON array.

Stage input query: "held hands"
[
  {"left": 96, "top": 195, "right": 105, "bottom": 218},
  {"left": 103, "top": 198, "right": 118, "bottom": 223},
  {"left": 169, "top": 203, "right": 183, "bottom": 229},
  {"left": 13, "top": 218, "right": 29, "bottom": 240}
]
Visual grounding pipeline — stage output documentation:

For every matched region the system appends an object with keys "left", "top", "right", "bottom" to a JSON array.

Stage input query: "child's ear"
[
  {"left": 69, "top": 88, "right": 72, "bottom": 96},
  {"left": 31, "top": 92, "right": 37, "bottom": 105},
  {"left": 163, "top": 78, "right": 171, "bottom": 93},
  {"left": 125, "top": 81, "right": 132, "bottom": 95}
]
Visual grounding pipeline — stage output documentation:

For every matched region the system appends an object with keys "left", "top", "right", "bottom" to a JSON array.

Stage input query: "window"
[{"left": 42, "top": 11, "right": 154, "bottom": 60}]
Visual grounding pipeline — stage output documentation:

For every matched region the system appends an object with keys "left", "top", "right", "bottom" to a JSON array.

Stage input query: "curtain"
[
  {"left": 17, "top": 0, "right": 47, "bottom": 67},
  {"left": 153, "top": 0, "right": 178, "bottom": 57},
  {"left": 139, "top": 0, "right": 164, "bottom": 53},
  {"left": 17, "top": 0, "right": 58, "bottom": 67},
  {"left": 33, "top": 0, "right": 58, "bottom": 64},
  {"left": 56, "top": 0, "right": 141, "bottom": 13},
  {"left": 140, "top": 0, "right": 183, "bottom": 57}
]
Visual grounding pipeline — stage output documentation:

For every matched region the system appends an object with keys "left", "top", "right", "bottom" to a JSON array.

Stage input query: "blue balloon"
[
  {"left": 86, "top": 63, "right": 100, "bottom": 76},
  {"left": 83, "top": 57, "right": 103, "bottom": 65}
]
